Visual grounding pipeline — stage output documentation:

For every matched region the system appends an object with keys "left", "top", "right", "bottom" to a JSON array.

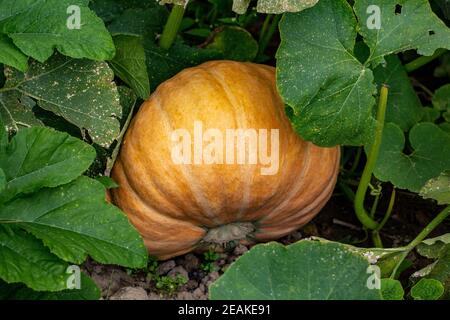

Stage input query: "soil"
[{"left": 82, "top": 189, "right": 448, "bottom": 300}]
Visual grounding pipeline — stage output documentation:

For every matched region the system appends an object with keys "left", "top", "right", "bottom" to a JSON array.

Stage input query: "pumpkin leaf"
[
  {"left": 0, "top": 225, "right": 69, "bottom": 292},
  {"left": 207, "top": 26, "right": 258, "bottom": 62},
  {"left": 0, "top": 126, "right": 95, "bottom": 204},
  {"left": 209, "top": 240, "right": 382, "bottom": 300},
  {"left": 0, "top": 169, "right": 5, "bottom": 193},
  {"left": 256, "top": 0, "right": 319, "bottom": 14},
  {"left": 159, "top": 0, "right": 189, "bottom": 7},
  {"left": 381, "top": 279, "right": 404, "bottom": 300},
  {"left": 109, "top": 35, "right": 150, "bottom": 99},
  {"left": 415, "top": 235, "right": 450, "bottom": 298},
  {"left": 0, "top": 34, "right": 28, "bottom": 72},
  {"left": 232, "top": 0, "right": 251, "bottom": 14},
  {"left": 0, "top": 0, "right": 115, "bottom": 63},
  {"left": 3, "top": 54, "right": 122, "bottom": 147},
  {"left": 277, "top": 0, "right": 377, "bottom": 147},
  {"left": 0, "top": 273, "right": 100, "bottom": 300},
  {"left": 232, "top": 0, "right": 318, "bottom": 14},
  {"left": 411, "top": 278, "right": 445, "bottom": 300},
  {"left": 107, "top": 7, "right": 167, "bottom": 38},
  {"left": 433, "top": 84, "right": 450, "bottom": 111},
  {"left": 354, "top": 0, "right": 450, "bottom": 68},
  {"left": 144, "top": 40, "right": 222, "bottom": 89},
  {"left": 368, "top": 122, "right": 450, "bottom": 192},
  {"left": 422, "top": 107, "right": 441, "bottom": 123},
  {"left": 89, "top": 0, "right": 159, "bottom": 24},
  {"left": 0, "top": 176, "right": 148, "bottom": 268},
  {"left": 420, "top": 171, "right": 450, "bottom": 205},
  {"left": 373, "top": 55, "right": 423, "bottom": 131},
  {"left": 0, "top": 90, "right": 43, "bottom": 133}
]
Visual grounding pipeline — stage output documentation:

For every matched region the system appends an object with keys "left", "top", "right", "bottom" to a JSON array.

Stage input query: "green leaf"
[
  {"left": 0, "top": 34, "right": 28, "bottom": 72},
  {"left": 381, "top": 279, "right": 404, "bottom": 300},
  {"left": 108, "top": 7, "right": 167, "bottom": 37},
  {"left": 232, "top": 0, "right": 251, "bottom": 14},
  {"left": 0, "top": 127, "right": 95, "bottom": 204},
  {"left": 417, "top": 234, "right": 450, "bottom": 259},
  {"left": 110, "top": 35, "right": 150, "bottom": 99},
  {"left": 354, "top": 0, "right": 450, "bottom": 67},
  {"left": 411, "top": 278, "right": 444, "bottom": 300},
  {"left": 0, "top": 168, "right": 5, "bottom": 194},
  {"left": 415, "top": 236, "right": 450, "bottom": 298},
  {"left": 433, "top": 84, "right": 450, "bottom": 111},
  {"left": 0, "top": 0, "right": 115, "bottom": 62},
  {"left": 0, "top": 273, "right": 100, "bottom": 300},
  {"left": 440, "top": 122, "right": 450, "bottom": 134},
  {"left": 0, "top": 90, "right": 43, "bottom": 133},
  {"left": 373, "top": 55, "right": 423, "bottom": 131},
  {"left": 159, "top": 0, "right": 189, "bottom": 6},
  {"left": 96, "top": 176, "right": 119, "bottom": 189},
  {"left": 144, "top": 40, "right": 222, "bottom": 89},
  {"left": 3, "top": 54, "right": 122, "bottom": 147},
  {"left": 0, "top": 176, "right": 148, "bottom": 268},
  {"left": 209, "top": 240, "right": 382, "bottom": 300},
  {"left": 0, "top": 225, "right": 69, "bottom": 291},
  {"left": 232, "top": 0, "right": 319, "bottom": 14},
  {"left": 90, "top": 0, "right": 159, "bottom": 24},
  {"left": 256, "top": 0, "right": 319, "bottom": 14},
  {"left": 420, "top": 171, "right": 450, "bottom": 205},
  {"left": 277, "top": 0, "right": 376, "bottom": 146},
  {"left": 369, "top": 122, "right": 450, "bottom": 192},
  {"left": 207, "top": 26, "right": 258, "bottom": 62},
  {"left": 422, "top": 107, "right": 441, "bottom": 123}
]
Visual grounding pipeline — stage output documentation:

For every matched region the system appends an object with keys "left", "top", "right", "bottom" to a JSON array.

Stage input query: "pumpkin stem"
[{"left": 202, "top": 222, "right": 255, "bottom": 245}]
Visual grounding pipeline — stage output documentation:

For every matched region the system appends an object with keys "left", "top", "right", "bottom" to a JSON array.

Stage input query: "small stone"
[
  {"left": 183, "top": 254, "right": 200, "bottom": 272},
  {"left": 185, "top": 279, "right": 199, "bottom": 290},
  {"left": 192, "top": 287, "right": 205, "bottom": 299},
  {"left": 168, "top": 266, "right": 189, "bottom": 281},
  {"left": 233, "top": 244, "right": 248, "bottom": 256},
  {"left": 157, "top": 260, "right": 176, "bottom": 275},
  {"left": 110, "top": 287, "right": 148, "bottom": 300},
  {"left": 177, "top": 291, "right": 195, "bottom": 300},
  {"left": 148, "top": 292, "right": 164, "bottom": 300}
]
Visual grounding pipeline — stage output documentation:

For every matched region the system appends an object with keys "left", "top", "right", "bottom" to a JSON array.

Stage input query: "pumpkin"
[{"left": 110, "top": 60, "right": 340, "bottom": 260}]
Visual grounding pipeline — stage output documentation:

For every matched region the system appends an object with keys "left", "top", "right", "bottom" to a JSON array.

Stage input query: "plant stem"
[
  {"left": 390, "top": 205, "right": 450, "bottom": 278},
  {"left": 159, "top": 4, "right": 186, "bottom": 50},
  {"left": 406, "top": 205, "right": 450, "bottom": 249},
  {"left": 350, "top": 147, "right": 362, "bottom": 173},
  {"left": 405, "top": 49, "right": 446, "bottom": 73},
  {"left": 354, "top": 85, "right": 389, "bottom": 230},
  {"left": 338, "top": 181, "right": 355, "bottom": 202},
  {"left": 376, "top": 188, "right": 396, "bottom": 231},
  {"left": 259, "top": 15, "right": 272, "bottom": 43},
  {"left": 258, "top": 14, "right": 281, "bottom": 57},
  {"left": 370, "top": 192, "right": 380, "bottom": 219},
  {"left": 370, "top": 189, "right": 396, "bottom": 248},
  {"left": 371, "top": 231, "right": 383, "bottom": 248}
]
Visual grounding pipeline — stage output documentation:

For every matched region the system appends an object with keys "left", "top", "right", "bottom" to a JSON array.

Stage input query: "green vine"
[{"left": 159, "top": 4, "right": 186, "bottom": 50}]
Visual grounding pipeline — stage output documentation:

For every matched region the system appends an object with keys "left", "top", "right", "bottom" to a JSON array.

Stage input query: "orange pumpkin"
[{"left": 111, "top": 61, "right": 340, "bottom": 260}]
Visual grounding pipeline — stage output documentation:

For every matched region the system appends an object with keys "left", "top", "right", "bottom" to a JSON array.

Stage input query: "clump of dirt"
[{"left": 83, "top": 191, "right": 448, "bottom": 300}]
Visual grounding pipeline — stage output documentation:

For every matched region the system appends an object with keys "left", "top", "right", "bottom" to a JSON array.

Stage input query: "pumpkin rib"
[
  {"left": 118, "top": 117, "right": 195, "bottom": 222},
  {"left": 261, "top": 147, "right": 340, "bottom": 228},
  {"left": 200, "top": 65, "right": 254, "bottom": 223},
  {"left": 112, "top": 159, "right": 207, "bottom": 255},
  {"left": 261, "top": 149, "right": 340, "bottom": 229},
  {"left": 254, "top": 142, "right": 312, "bottom": 223},
  {"left": 152, "top": 93, "right": 223, "bottom": 224}
]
